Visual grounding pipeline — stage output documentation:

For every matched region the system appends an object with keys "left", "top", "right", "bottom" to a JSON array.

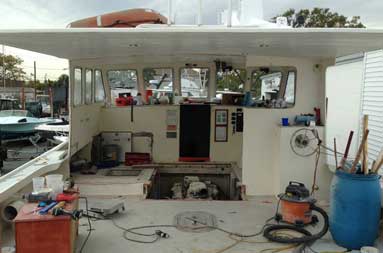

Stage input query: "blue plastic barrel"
[{"left": 329, "top": 170, "right": 381, "bottom": 250}]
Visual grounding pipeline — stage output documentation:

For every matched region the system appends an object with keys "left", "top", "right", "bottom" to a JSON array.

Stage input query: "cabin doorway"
[{"left": 179, "top": 104, "right": 210, "bottom": 161}]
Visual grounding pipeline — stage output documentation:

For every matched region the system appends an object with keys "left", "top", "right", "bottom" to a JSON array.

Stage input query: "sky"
[{"left": 1, "top": 0, "right": 382, "bottom": 81}]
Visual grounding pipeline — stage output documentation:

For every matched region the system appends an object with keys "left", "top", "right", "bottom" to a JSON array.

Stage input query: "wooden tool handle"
[
  {"left": 350, "top": 129, "right": 369, "bottom": 173},
  {"left": 339, "top": 131, "right": 354, "bottom": 169},
  {"left": 372, "top": 148, "right": 383, "bottom": 174},
  {"left": 362, "top": 115, "right": 369, "bottom": 174},
  {"left": 334, "top": 138, "right": 338, "bottom": 169}
]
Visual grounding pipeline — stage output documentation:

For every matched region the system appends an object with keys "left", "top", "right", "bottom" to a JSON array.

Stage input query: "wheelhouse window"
[
  {"left": 94, "top": 70, "right": 105, "bottom": 102},
  {"left": 216, "top": 69, "right": 245, "bottom": 98},
  {"left": 180, "top": 68, "right": 209, "bottom": 98},
  {"left": 85, "top": 69, "right": 93, "bottom": 104},
  {"left": 74, "top": 68, "right": 82, "bottom": 106},
  {"left": 108, "top": 70, "right": 138, "bottom": 104},
  {"left": 251, "top": 67, "right": 296, "bottom": 108},
  {"left": 144, "top": 68, "right": 173, "bottom": 100},
  {"left": 284, "top": 71, "right": 296, "bottom": 104}
]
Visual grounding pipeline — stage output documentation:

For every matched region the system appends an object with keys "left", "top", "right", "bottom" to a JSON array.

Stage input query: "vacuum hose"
[{"left": 263, "top": 204, "right": 329, "bottom": 244}]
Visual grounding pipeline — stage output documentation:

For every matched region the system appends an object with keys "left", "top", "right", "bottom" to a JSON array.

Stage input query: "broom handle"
[
  {"left": 350, "top": 129, "right": 369, "bottom": 173},
  {"left": 334, "top": 138, "right": 338, "bottom": 169},
  {"left": 372, "top": 149, "right": 383, "bottom": 174},
  {"left": 362, "top": 115, "right": 369, "bottom": 174},
  {"left": 339, "top": 131, "right": 354, "bottom": 169}
]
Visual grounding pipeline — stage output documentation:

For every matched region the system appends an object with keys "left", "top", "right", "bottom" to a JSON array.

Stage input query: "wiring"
[
  {"left": 311, "top": 146, "right": 321, "bottom": 194},
  {"left": 78, "top": 197, "right": 92, "bottom": 253},
  {"left": 302, "top": 244, "right": 350, "bottom": 253},
  {"left": 111, "top": 218, "right": 176, "bottom": 244}
]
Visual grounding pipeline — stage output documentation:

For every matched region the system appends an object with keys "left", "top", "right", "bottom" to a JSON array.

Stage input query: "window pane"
[
  {"left": 250, "top": 67, "right": 296, "bottom": 108},
  {"left": 284, "top": 71, "right": 296, "bottom": 104},
  {"left": 95, "top": 70, "right": 105, "bottom": 102},
  {"left": 251, "top": 71, "right": 282, "bottom": 101},
  {"left": 181, "top": 68, "right": 209, "bottom": 98},
  {"left": 216, "top": 69, "right": 245, "bottom": 94},
  {"left": 85, "top": 69, "right": 93, "bottom": 104},
  {"left": 108, "top": 70, "right": 138, "bottom": 103},
  {"left": 74, "top": 68, "right": 82, "bottom": 106},
  {"left": 144, "top": 68, "right": 173, "bottom": 99}
]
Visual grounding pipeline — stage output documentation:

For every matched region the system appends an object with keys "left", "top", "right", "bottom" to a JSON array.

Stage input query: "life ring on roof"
[{"left": 68, "top": 8, "right": 167, "bottom": 28}]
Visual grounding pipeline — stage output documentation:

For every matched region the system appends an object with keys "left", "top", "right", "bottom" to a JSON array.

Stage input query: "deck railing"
[{"left": 0, "top": 140, "right": 68, "bottom": 203}]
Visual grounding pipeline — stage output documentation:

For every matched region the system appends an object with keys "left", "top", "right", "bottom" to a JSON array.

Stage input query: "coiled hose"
[{"left": 263, "top": 204, "right": 329, "bottom": 244}]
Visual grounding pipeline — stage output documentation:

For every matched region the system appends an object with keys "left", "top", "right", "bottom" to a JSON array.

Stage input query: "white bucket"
[
  {"left": 32, "top": 177, "right": 45, "bottom": 192},
  {"left": 45, "top": 174, "right": 64, "bottom": 197}
]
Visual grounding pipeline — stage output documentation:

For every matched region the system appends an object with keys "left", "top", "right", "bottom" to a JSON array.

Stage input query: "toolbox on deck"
[
  {"left": 14, "top": 193, "right": 79, "bottom": 253},
  {"left": 125, "top": 152, "right": 151, "bottom": 166}
]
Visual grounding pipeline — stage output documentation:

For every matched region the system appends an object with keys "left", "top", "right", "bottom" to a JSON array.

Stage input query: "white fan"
[{"left": 290, "top": 128, "right": 321, "bottom": 157}]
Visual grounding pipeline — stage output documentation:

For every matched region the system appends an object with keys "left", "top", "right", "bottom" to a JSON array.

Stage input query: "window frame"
[
  {"left": 94, "top": 69, "right": 106, "bottom": 103},
  {"left": 284, "top": 70, "right": 297, "bottom": 105},
  {"left": 216, "top": 68, "right": 246, "bottom": 94},
  {"left": 107, "top": 69, "right": 139, "bottom": 91},
  {"left": 250, "top": 67, "right": 297, "bottom": 108},
  {"left": 73, "top": 67, "right": 83, "bottom": 107},
  {"left": 85, "top": 68, "right": 93, "bottom": 104},
  {"left": 107, "top": 69, "right": 140, "bottom": 106},
  {"left": 179, "top": 67, "right": 210, "bottom": 99},
  {"left": 143, "top": 67, "right": 174, "bottom": 91}
]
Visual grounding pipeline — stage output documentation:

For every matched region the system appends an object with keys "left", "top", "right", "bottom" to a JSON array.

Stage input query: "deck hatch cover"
[{"left": 174, "top": 211, "right": 217, "bottom": 233}]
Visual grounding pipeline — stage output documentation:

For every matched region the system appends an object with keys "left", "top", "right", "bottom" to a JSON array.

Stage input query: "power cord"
[
  {"left": 78, "top": 197, "right": 92, "bottom": 253},
  {"left": 111, "top": 218, "right": 175, "bottom": 243}
]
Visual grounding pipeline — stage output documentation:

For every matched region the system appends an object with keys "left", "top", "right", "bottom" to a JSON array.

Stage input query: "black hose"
[{"left": 263, "top": 204, "right": 329, "bottom": 244}]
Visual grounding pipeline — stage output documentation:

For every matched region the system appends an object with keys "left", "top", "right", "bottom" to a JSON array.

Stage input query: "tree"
[
  {"left": 54, "top": 74, "right": 69, "bottom": 87},
  {"left": 273, "top": 8, "right": 365, "bottom": 28},
  {"left": 0, "top": 53, "right": 26, "bottom": 81},
  {"left": 217, "top": 69, "right": 246, "bottom": 92}
]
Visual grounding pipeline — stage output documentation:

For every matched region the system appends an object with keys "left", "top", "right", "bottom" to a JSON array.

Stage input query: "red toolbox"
[
  {"left": 125, "top": 152, "right": 151, "bottom": 166},
  {"left": 14, "top": 193, "right": 79, "bottom": 253}
]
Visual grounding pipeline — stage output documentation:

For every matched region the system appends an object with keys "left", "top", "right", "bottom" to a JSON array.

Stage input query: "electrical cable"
[
  {"left": 311, "top": 147, "right": 321, "bottom": 194},
  {"left": 303, "top": 244, "right": 350, "bottom": 253},
  {"left": 111, "top": 218, "right": 176, "bottom": 243},
  {"left": 78, "top": 197, "right": 92, "bottom": 253},
  {"left": 263, "top": 204, "right": 329, "bottom": 244}
]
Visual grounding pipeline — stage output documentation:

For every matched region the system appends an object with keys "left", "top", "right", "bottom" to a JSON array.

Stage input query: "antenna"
[
  {"left": 2, "top": 45, "right": 5, "bottom": 90},
  {"left": 167, "top": 0, "right": 172, "bottom": 25},
  {"left": 227, "top": 0, "right": 232, "bottom": 27},
  {"left": 197, "top": 0, "right": 202, "bottom": 26}
]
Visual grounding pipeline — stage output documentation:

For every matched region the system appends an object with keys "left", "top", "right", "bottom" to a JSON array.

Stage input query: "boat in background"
[
  {"left": 0, "top": 98, "right": 20, "bottom": 111},
  {"left": 0, "top": 110, "right": 54, "bottom": 140},
  {"left": 35, "top": 119, "right": 69, "bottom": 144}
]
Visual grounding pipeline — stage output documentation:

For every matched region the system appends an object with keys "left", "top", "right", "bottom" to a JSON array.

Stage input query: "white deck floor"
[
  {"left": 71, "top": 196, "right": 372, "bottom": 253},
  {"left": 2, "top": 196, "right": 381, "bottom": 252}
]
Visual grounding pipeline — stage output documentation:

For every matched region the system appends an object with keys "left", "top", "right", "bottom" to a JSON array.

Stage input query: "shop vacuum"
[{"left": 263, "top": 182, "right": 329, "bottom": 244}]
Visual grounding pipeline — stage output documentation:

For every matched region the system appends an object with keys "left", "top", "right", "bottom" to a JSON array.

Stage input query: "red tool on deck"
[{"left": 56, "top": 193, "right": 77, "bottom": 202}]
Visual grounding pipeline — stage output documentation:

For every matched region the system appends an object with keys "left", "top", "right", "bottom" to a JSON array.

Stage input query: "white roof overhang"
[{"left": 1, "top": 27, "right": 383, "bottom": 60}]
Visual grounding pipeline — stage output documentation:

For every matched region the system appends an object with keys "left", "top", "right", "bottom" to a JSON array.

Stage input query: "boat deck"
[
  {"left": 2, "top": 196, "right": 382, "bottom": 252},
  {"left": 72, "top": 196, "right": 376, "bottom": 253}
]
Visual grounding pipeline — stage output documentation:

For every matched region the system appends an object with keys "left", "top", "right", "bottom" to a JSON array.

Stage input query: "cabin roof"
[{"left": 1, "top": 27, "right": 383, "bottom": 60}]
